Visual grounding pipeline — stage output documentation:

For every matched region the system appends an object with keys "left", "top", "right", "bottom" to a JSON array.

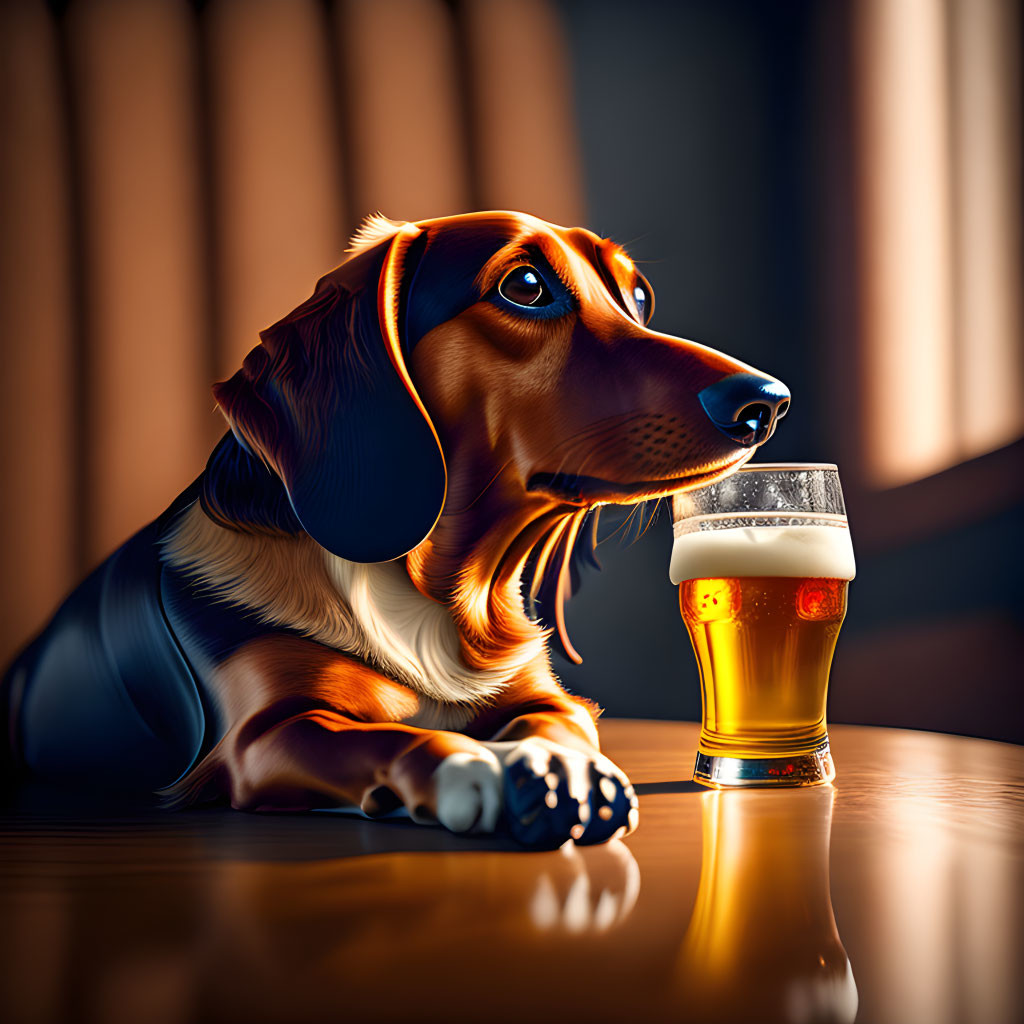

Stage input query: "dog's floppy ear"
[{"left": 212, "top": 223, "right": 446, "bottom": 563}]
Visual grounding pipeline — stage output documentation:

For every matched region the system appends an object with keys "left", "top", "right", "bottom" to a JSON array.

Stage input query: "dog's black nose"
[{"left": 698, "top": 372, "right": 790, "bottom": 447}]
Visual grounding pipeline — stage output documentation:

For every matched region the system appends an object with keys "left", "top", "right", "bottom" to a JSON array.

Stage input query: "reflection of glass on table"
[
  {"left": 676, "top": 787, "right": 858, "bottom": 1024},
  {"left": 671, "top": 464, "right": 856, "bottom": 787}
]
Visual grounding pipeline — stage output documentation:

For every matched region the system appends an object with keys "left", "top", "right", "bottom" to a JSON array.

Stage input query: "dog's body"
[{"left": 3, "top": 212, "right": 788, "bottom": 847}]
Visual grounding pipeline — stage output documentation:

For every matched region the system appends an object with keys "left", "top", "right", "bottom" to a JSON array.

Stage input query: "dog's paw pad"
[
  {"left": 484, "top": 739, "right": 638, "bottom": 849},
  {"left": 575, "top": 760, "right": 638, "bottom": 845},
  {"left": 433, "top": 750, "right": 503, "bottom": 834}
]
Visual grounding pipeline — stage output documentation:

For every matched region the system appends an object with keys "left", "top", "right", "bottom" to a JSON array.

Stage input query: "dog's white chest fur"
[
  {"left": 163, "top": 504, "right": 519, "bottom": 719},
  {"left": 321, "top": 553, "right": 510, "bottom": 706}
]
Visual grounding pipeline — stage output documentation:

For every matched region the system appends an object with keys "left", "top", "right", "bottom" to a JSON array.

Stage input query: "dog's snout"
[{"left": 698, "top": 372, "right": 790, "bottom": 448}]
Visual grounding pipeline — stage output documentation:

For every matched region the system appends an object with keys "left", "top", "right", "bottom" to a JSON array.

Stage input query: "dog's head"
[{"left": 213, "top": 212, "right": 789, "bottom": 564}]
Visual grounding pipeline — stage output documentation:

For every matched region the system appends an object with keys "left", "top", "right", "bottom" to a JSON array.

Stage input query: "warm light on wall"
[
  {"left": 855, "top": 0, "right": 1023, "bottom": 489},
  {"left": 950, "top": 0, "right": 1024, "bottom": 460}
]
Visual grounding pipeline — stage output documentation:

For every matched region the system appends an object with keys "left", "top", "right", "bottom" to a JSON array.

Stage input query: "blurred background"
[{"left": 1, "top": 0, "right": 1021, "bottom": 742}]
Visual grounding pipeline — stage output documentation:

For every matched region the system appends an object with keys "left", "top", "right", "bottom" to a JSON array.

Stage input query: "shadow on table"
[
  {"left": 1, "top": 777, "right": 630, "bottom": 861},
  {"left": 3, "top": 774, "right": 703, "bottom": 865},
  {"left": 633, "top": 779, "right": 704, "bottom": 796}
]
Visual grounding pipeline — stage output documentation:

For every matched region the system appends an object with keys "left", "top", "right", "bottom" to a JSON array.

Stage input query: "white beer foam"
[{"left": 670, "top": 524, "right": 856, "bottom": 585}]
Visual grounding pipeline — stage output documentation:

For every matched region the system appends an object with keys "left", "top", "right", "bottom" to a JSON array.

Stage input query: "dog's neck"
[
  {"left": 193, "top": 431, "right": 585, "bottom": 685},
  {"left": 406, "top": 456, "right": 587, "bottom": 670}
]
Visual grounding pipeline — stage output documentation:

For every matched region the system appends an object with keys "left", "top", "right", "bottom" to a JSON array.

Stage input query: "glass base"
[{"left": 693, "top": 740, "right": 835, "bottom": 788}]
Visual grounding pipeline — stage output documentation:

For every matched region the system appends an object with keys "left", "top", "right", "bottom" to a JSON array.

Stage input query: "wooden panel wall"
[
  {"left": 206, "top": 0, "right": 348, "bottom": 378},
  {"left": 463, "top": 0, "right": 584, "bottom": 225},
  {"left": 0, "top": 2, "right": 75, "bottom": 670},
  {"left": 67, "top": 0, "right": 211, "bottom": 562},
  {"left": 339, "top": 0, "right": 470, "bottom": 221},
  {"left": 0, "top": 0, "right": 583, "bottom": 668}
]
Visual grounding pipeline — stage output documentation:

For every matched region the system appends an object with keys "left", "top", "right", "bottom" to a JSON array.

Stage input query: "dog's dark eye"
[
  {"left": 633, "top": 284, "right": 650, "bottom": 323},
  {"left": 498, "top": 266, "right": 551, "bottom": 307}
]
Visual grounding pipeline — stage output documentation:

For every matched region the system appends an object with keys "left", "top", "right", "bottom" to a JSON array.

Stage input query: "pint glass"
[{"left": 671, "top": 464, "right": 855, "bottom": 787}]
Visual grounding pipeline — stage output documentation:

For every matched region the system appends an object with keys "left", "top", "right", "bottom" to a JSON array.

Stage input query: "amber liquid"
[{"left": 680, "top": 577, "right": 848, "bottom": 761}]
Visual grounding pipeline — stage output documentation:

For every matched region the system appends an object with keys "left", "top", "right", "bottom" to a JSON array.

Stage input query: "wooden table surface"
[{"left": 2, "top": 720, "right": 1022, "bottom": 1024}]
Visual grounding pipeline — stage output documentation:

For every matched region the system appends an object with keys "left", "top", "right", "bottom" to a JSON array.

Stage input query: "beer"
[
  {"left": 680, "top": 575, "right": 847, "bottom": 761},
  {"left": 671, "top": 469, "right": 856, "bottom": 787}
]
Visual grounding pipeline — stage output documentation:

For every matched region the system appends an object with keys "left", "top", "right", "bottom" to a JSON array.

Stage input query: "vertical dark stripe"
[
  {"left": 445, "top": 0, "right": 482, "bottom": 211},
  {"left": 51, "top": 3, "right": 90, "bottom": 575},
  {"left": 190, "top": 0, "right": 222, "bottom": 401},
  {"left": 321, "top": 0, "right": 357, "bottom": 232},
  {"left": 811, "top": 0, "right": 864, "bottom": 484}
]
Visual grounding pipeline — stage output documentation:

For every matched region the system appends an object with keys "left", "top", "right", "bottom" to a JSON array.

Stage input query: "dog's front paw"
[
  {"left": 484, "top": 738, "right": 639, "bottom": 849},
  {"left": 432, "top": 749, "right": 504, "bottom": 834}
]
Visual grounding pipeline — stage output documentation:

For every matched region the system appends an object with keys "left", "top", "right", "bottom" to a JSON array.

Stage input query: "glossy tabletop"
[{"left": 2, "top": 721, "right": 1022, "bottom": 1024}]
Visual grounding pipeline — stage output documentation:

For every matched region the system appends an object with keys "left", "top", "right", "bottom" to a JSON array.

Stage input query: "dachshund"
[{"left": 2, "top": 211, "right": 789, "bottom": 847}]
